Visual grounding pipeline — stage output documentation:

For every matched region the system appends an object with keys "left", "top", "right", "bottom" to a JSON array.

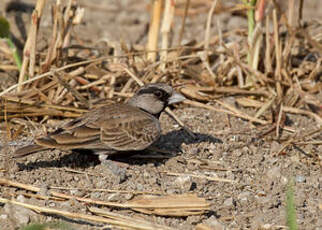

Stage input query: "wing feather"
[
  {"left": 15, "top": 104, "right": 161, "bottom": 156},
  {"left": 100, "top": 108, "right": 161, "bottom": 151}
]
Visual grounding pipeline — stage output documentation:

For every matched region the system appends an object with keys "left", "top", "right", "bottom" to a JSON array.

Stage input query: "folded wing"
[{"left": 14, "top": 104, "right": 161, "bottom": 157}]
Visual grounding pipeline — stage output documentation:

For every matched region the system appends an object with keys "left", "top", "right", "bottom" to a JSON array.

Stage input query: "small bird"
[{"left": 14, "top": 83, "right": 185, "bottom": 159}]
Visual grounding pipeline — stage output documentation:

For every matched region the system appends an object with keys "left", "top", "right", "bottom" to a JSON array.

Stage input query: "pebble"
[
  {"left": 90, "top": 192, "right": 101, "bottom": 199},
  {"left": 166, "top": 188, "right": 178, "bottom": 194},
  {"left": 38, "top": 184, "right": 49, "bottom": 197},
  {"left": 256, "top": 195, "right": 271, "bottom": 204},
  {"left": 266, "top": 166, "right": 281, "bottom": 180},
  {"left": 16, "top": 194, "right": 26, "bottom": 202},
  {"left": 223, "top": 197, "right": 234, "bottom": 207},
  {"left": 48, "top": 201, "right": 56, "bottom": 207},
  {"left": 191, "top": 147, "right": 200, "bottom": 155},
  {"left": 61, "top": 200, "right": 72, "bottom": 209},
  {"left": 234, "top": 149, "right": 243, "bottom": 157},
  {"left": 0, "top": 214, "right": 8, "bottom": 219},
  {"left": 256, "top": 190, "right": 266, "bottom": 197},
  {"left": 186, "top": 215, "right": 202, "bottom": 225},
  {"left": 270, "top": 141, "right": 282, "bottom": 155},
  {"left": 242, "top": 146, "right": 250, "bottom": 154},
  {"left": 261, "top": 223, "right": 273, "bottom": 229},
  {"left": 101, "top": 159, "right": 126, "bottom": 184},
  {"left": 107, "top": 193, "right": 121, "bottom": 202},
  {"left": 208, "top": 143, "right": 216, "bottom": 152},
  {"left": 96, "top": 180, "right": 108, "bottom": 188},
  {"left": 221, "top": 152, "right": 229, "bottom": 157},
  {"left": 174, "top": 175, "right": 192, "bottom": 192},
  {"left": 203, "top": 216, "right": 226, "bottom": 230},
  {"left": 230, "top": 135, "right": 239, "bottom": 142},
  {"left": 124, "top": 193, "right": 134, "bottom": 200},
  {"left": 295, "top": 175, "right": 306, "bottom": 183},
  {"left": 281, "top": 176, "right": 288, "bottom": 185},
  {"left": 70, "top": 189, "right": 79, "bottom": 196},
  {"left": 4, "top": 195, "right": 35, "bottom": 225},
  {"left": 136, "top": 183, "right": 144, "bottom": 191},
  {"left": 238, "top": 191, "right": 250, "bottom": 203}
]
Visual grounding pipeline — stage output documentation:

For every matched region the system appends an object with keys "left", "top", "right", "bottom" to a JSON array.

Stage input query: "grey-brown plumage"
[{"left": 14, "top": 83, "right": 185, "bottom": 158}]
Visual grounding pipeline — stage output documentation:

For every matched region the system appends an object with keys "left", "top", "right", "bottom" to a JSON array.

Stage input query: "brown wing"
[
  {"left": 37, "top": 104, "right": 160, "bottom": 151},
  {"left": 14, "top": 144, "right": 49, "bottom": 158},
  {"left": 14, "top": 104, "right": 161, "bottom": 157},
  {"left": 34, "top": 113, "right": 102, "bottom": 150},
  {"left": 100, "top": 108, "right": 161, "bottom": 151},
  {"left": 14, "top": 106, "right": 108, "bottom": 157}
]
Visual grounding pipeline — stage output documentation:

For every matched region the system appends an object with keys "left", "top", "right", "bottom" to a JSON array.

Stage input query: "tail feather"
[{"left": 14, "top": 144, "right": 49, "bottom": 158}]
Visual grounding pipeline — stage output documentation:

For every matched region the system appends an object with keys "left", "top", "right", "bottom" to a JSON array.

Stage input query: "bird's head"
[{"left": 128, "top": 83, "right": 186, "bottom": 117}]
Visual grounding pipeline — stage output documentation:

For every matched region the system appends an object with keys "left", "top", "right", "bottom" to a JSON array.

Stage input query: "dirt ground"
[{"left": 0, "top": 0, "right": 321, "bottom": 229}]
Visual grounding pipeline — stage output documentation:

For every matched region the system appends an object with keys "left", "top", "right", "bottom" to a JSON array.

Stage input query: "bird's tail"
[{"left": 13, "top": 144, "right": 49, "bottom": 158}]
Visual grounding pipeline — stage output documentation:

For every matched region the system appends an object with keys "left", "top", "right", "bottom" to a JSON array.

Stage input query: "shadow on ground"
[{"left": 16, "top": 129, "right": 222, "bottom": 171}]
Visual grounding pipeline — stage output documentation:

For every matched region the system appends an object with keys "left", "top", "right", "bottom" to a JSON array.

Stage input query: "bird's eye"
[{"left": 154, "top": 90, "right": 163, "bottom": 98}]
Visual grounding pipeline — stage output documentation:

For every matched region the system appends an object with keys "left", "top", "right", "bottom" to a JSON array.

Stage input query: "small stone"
[
  {"left": 4, "top": 200, "right": 34, "bottom": 225},
  {"left": 174, "top": 176, "right": 192, "bottom": 192},
  {"left": 223, "top": 96, "right": 236, "bottom": 105},
  {"left": 38, "top": 184, "right": 49, "bottom": 197},
  {"left": 262, "top": 223, "right": 272, "bottom": 229},
  {"left": 238, "top": 191, "right": 250, "bottom": 203},
  {"left": 208, "top": 143, "right": 216, "bottom": 152},
  {"left": 295, "top": 175, "right": 306, "bottom": 183},
  {"left": 173, "top": 124, "right": 179, "bottom": 128},
  {"left": 256, "top": 190, "right": 266, "bottom": 197},
  {"left": 90, "top": 192, "right": 101, "bottom": 199},
  {"left": 166, "top": 188, "right": 178, "bottom": 194},
  {"left": 221, "top": 152, "right": 229, "bottom": 157},
  {"left": 204, "top": 216, "right": 226, "bottom": 230},
  {"left": 256, "top": 193, "right": 271, "bottom": 204},
  {"left": 225, "top": 171, "right": 235, "bottom": 181},
  {"left": 0, "top": 214, "right": 8, "bottom": 219},
  {"left": 230, "top": 135, "right": 238, "bottom": 142},
  {"left": 143, "top": 170, "right": 150, "bottom": 179},
  {"left": 70, "top": 189, "right": 79, "bottom": 196},
  {"left": 195, "top": 223, "right": 212, "bottom": 230},
  {"left": 242, "top": 146, "right": 250, "bottom": 154},
  {"left": 16, "top": 194, "right": 26, "bottom": 202},
  {"left": 186, "top": 215, "right": 202, "bottom": 225},
  {"left": 234, "top": 149, "right": 243, "bottom": 157},
  {"left": 48, "top": 202, "right": 56, "bottom": 207},
  {"left": 280, "top": 176, "right": 288, "bottom": 185},
  {"left": 223, "top": 197, "right": 233, "bottom": 207},
  {"left": 96, "top": 179, "right": 107, "bottom": 188},
  {"left": 136, "top": 183, "right": 144, "bottom": 191},
  {"left": 270, "top": 141, "right": 282, "bottom": 155},
  {"left": 191, "top": 147, "right": 200, "bottom": 155},
  {"left": 107, "top": 193, "right": 121, "bottom": 202},
  {"left": 124, "top": 193, "right": 134, "bottom": 200},
  {"left": 251, "top": 214, "right": 265, "bottom": 229},
  {"left": 266, "top": 166, "right": 281, "bottom": 180},
  {"left": 100, "top": 159, "right": 126, "bottom": 184}
]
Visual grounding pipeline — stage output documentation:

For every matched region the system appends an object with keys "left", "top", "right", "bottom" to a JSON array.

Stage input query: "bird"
[{"left": 13, "top": 83, "right": 186, "bottom": 159}]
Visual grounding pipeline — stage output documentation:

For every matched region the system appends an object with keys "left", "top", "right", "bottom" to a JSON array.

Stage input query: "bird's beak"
[{"left": 168, "top": 91, "right": 186, "bottom": 104}]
